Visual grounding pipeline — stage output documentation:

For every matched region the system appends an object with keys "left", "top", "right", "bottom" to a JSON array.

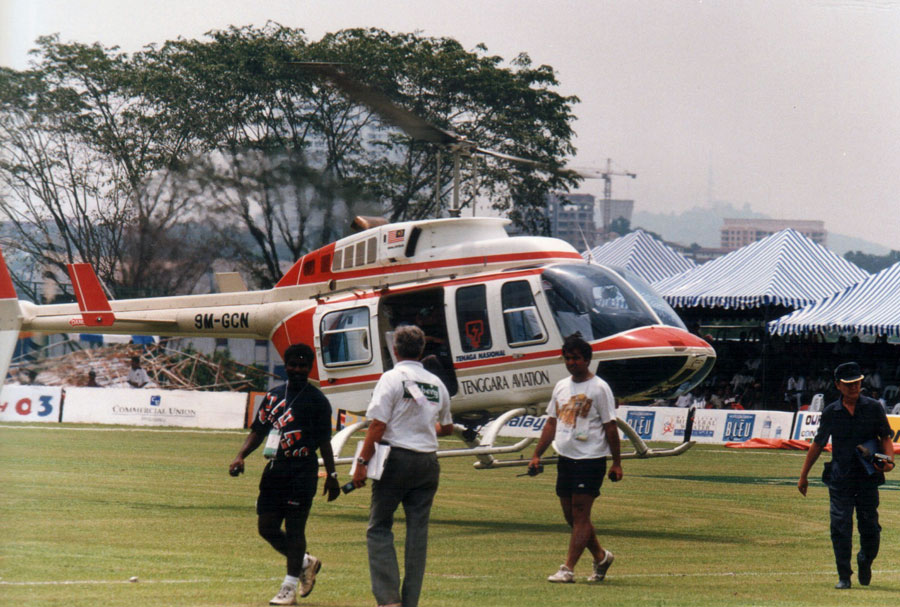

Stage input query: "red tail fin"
[
  {"left": 0, "top": 249, "right": 17, "bottom": 300},
  {"left": 67, "top": 263, "right": 115, "bottom": 326}
]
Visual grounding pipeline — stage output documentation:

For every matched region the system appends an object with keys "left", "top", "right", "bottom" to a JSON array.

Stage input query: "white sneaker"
[
  {"left": 547, "top": 564, "right": 575, "bottom": 583},
  {"left": 269, "top": 583, "right": 297, "bottom": 605},
  {"left": 298, "top": 555, "right": 321, "bottom": 598},
  {"left": 586, "top": 549, "right": 614, "bottom": 582}
]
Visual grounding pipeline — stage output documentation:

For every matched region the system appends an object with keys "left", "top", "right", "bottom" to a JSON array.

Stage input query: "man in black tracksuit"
[{"left": 798, "top": 361, "right": 895, "bottom": 589}]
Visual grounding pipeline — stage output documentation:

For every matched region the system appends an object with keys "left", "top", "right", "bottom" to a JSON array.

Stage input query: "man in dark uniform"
[
  {"left": 798, "top": 361, "right": 895, "bottom": 589},
  {"left": 229, "top": 343, "right": 341, "bottom": 605}
]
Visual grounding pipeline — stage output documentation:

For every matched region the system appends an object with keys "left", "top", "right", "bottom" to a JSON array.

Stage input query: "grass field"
[{"left": 2, "top": 423, "right": 899, "bottom": 607}]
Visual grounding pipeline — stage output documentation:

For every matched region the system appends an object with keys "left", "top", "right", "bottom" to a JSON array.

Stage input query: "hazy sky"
[{"left": 2, "top": 0, "right": 899, "bottom": 249}]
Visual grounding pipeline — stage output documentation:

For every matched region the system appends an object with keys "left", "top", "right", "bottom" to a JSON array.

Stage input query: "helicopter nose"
[{"left": 591, "top": 327, "right": 715, "bottom": 399}]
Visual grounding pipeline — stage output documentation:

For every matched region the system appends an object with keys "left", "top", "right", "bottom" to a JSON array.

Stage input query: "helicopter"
[
  {"left": 0, "top": 214, "right": 712, "bottom": 468},
  {"left": 0, "top": 65, "right": 715, "bottom": 469}
]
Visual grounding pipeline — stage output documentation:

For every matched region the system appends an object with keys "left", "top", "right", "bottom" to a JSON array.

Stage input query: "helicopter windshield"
[
  {"left": 540, "top": 264, "right": 664, "bottom": 341},
  {"left": 606, "top": 266, "right": 687, "bottom": 331}
]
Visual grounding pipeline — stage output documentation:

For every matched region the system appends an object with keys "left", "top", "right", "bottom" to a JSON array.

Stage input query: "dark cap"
[{"left": 834, "top": 362, "right": 864, "bottom": 383}]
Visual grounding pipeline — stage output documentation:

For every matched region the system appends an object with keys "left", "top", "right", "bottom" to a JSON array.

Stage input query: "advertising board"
[
  {"left": 0, "top": 385, "right": 63, "bottom": 423},
  {"left": 62, "top": 388, "right": 247, "bottom": 429}
]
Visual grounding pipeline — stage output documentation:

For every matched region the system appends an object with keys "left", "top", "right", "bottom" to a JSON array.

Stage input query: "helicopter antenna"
[{"left": 577, "top": 225, "right": 594, "bottom": 264}]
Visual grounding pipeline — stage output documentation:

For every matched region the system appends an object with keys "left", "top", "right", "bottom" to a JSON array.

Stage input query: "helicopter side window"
[
  {"left": 320, "top": 307, "right": 372, "bottom": 367},
  {"left": 455, "top": 285, "right": 492, "bottom": 352},
  {"left": 501, "top": 281, "right": 546, "bottom": 346}
]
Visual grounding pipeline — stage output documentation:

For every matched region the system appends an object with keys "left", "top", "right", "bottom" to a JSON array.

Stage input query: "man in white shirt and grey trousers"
[{"left": 351, "top": 324, "right": 454, "bottom": 607}]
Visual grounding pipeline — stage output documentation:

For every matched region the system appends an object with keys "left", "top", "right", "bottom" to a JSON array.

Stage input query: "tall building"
[
  {"left": 545, "top": 193, "right": 635, "bottom": 249},
  {"left": 604, "top": 199, "right": 635, "bottom": 232},
  {"left": 546, "top": 192, "right": 598, "bottom": 249},
  {"left": 720, "top": 218, "right": 826, "bottom": 250}
]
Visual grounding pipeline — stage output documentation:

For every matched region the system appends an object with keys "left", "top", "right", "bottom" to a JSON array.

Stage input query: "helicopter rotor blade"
[
  {"left": 565, "top": 165, "right": 638, "bottom": 180},
  {"left": 472, "top": 146, "right": 546, "bottom": 168},
  {"left": 292, "top": 62, "right": 459, "bottom": 145},
  {"left": 294, "top": 62, "right": 560, "bottom": 172}
]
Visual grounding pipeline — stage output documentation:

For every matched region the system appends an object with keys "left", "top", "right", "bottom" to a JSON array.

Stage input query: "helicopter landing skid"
[{"left": 326, "top": 407, "right": 695, "bottom": 468}]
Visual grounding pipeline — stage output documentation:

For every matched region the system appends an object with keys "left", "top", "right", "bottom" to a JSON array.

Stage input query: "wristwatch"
[
  {"left": 356, "top": 457, "right": 368, "bottom": 466},
  {"left": 328, "top": 471, "right": 339, "bottom": 480}
]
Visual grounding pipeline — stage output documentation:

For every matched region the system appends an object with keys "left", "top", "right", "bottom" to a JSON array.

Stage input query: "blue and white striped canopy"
[
  {"left": 653, "top": 229, "right": 869, "bottom": 310},
  {"left": 768, "top": 262, "right": 900, "bottom": 336},
  {"left": 583, "top": 229, "right": 696, "bottom": 283}
]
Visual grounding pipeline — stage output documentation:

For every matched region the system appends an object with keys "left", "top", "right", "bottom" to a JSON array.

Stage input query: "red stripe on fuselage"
[
  {"left": 452, "top": 326, "right": 711, "bottom": 370},
  {"left": 276, "top": 249, "right": 580, "bottom": 290},
  {"left": 317, "top": 267, "right": 546, "bottom": 306}
]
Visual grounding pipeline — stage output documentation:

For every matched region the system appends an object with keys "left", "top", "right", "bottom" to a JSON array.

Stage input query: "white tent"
[{"left": 584, "top": 229, "right": 695, "bottom": 283}]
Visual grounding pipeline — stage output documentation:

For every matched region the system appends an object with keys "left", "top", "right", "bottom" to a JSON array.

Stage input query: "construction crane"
[{"left": 576, "top": 158, "right": 637, "bottom": 233}]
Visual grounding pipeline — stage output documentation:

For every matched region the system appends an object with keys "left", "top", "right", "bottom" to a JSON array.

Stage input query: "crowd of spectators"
[{"left": 655, "top": 331, "right": 900, "bottom": 413}]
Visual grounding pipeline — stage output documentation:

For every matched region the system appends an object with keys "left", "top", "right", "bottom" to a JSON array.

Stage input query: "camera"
[{"left": 518, "top": 464, "right": 543, "bottom": 477}]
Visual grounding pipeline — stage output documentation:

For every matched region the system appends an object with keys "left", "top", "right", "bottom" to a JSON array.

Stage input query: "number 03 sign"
[{"left": 0, "top": 386, "right": 62, "bottom": 422}]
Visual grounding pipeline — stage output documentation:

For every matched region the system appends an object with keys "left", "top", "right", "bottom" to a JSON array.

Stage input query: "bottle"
[{"left": 762, "top": 415, "right": 772, "bottom": 438}]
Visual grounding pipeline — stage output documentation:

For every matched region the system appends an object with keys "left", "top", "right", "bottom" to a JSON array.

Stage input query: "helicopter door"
[
  {"left": 498, "top": 278, "right": 548, "bottom": 351},
  {"left": 377, "top": 289, "right": 458, "bottom": 395},
  {"left": 313, "top": 299, "right": 380, "bottom": 412}
]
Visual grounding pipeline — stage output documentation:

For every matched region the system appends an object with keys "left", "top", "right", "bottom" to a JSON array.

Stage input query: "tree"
[
  {"left": 0, "top": 36, "right": 216, "bottom": 299},
  {"left": 609, "top": 217, "right": 631, "bottom": 235},
  {"left": 843, "top": 250, "right": 900, "bottom": 274},
  {"left": 308, "top": 29, "right": 580, "bottom": 224},
  {"left": 1, "top": 25, "right": 580, "bottom": 295}
]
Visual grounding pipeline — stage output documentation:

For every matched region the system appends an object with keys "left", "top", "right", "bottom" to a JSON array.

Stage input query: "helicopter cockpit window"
[
  {"left": 608, "top": 266, "right": 687, "bottom": 330},
  {"left": 501, "top": 280, "right": 546, "bottom": 346},
  {"left": 541, "top": 264, "right": 659, "bottom": 341},
  {"left": 455, "top": 285, "right": 493, "bottom": 352},
  {"left": 320, "top": 307, "right": 372, "bottom": 367}
]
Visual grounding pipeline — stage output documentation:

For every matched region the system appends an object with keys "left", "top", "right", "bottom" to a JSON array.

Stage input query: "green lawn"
[{"left": 2, "top": 423, "right": 898, "bottom": 606}]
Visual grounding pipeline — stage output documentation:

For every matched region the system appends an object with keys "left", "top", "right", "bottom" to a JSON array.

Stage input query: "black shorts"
[
  {"left": 257, "top": 458, "right": 318, "bottom": 516},
  {"left": 556, "top": 456, "right": 606, "bottom": 498}
]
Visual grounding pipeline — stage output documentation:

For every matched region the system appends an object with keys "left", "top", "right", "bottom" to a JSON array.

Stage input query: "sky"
[{"left": 2, "top": 0, "right": 899, "bottom": 250}]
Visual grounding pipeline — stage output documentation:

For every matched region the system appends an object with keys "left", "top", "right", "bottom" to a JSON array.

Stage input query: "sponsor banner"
[
  {"left": 625, "top": 409, "right": 655, "bottom": 440},
  {"left": 247, "top": 391, "right": 266, "bottom": 428},
  {"left": 793, "top": 411, "right": 822, "bottom": 441},
  {"left": 497, "top": 413, "right": 549, "bottom": 438},
  {"left": 889, "top": 416, "right": 900, "bottom": 443},
  {"left": 796, "top": 412, "right": 900, "bottom": 444},
  {"left": 618, "top": 407, "right": 794, "bottom": 444},
  {"left": 62, "top": 388, "right": 247, "bottom": 429},
  {"left": 0, "top": 385, "right": 63, "bottom": 423}
]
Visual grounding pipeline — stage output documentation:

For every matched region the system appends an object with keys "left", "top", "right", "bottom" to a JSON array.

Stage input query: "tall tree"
[
  {"left": 307, "top": 29, "right": 580, "bottom": 224},
  {"left": 0, "top": 36, "right": 216, "bottom": 299},
  {"left": 1, "top": 25, "right": 580, "bottom": 295}
]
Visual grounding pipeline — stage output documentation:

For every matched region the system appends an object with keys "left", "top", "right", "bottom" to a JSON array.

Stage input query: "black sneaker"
[
  {"left": 834, "top": 579, "right": 851, "bottom": 590},
  {"left": 857, "top": 555, "right": 872, "bottom": 586}
]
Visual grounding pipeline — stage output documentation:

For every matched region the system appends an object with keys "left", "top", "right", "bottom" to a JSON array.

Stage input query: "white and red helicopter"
[
  {"left": 0, "top": 214, "right": 712, "bottom": 467},
  {"left": 0, "top": 65, "right": 715, "bottom": 468}
]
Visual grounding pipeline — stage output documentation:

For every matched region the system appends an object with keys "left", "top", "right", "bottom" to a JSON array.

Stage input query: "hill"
[{"left": 631, "top": 202, "right": 890, "bottom": 255}]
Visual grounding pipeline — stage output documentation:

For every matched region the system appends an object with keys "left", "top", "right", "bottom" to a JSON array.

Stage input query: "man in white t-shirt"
[
  {"left": 127, "top": 356, "right": 151, "bottom": 388},
  {"left": 529, "top": 334, "right": 622, "bottom": 584},
  {"left": 351, "top": 325, "right": 453, "bottom": 607}
]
